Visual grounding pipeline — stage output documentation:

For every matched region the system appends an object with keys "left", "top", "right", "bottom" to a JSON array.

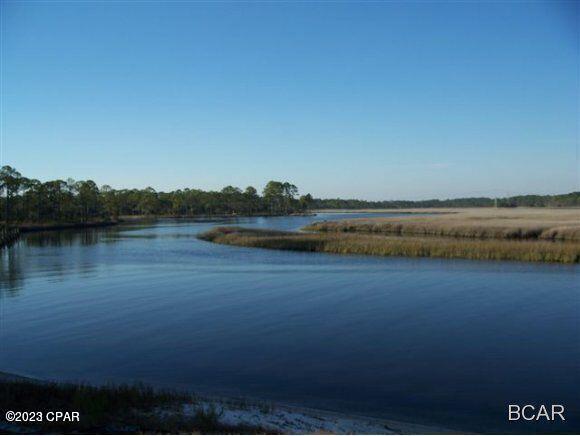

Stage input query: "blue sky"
[{"left": 1, "top": 1, "right": 578, "bottom": 200}]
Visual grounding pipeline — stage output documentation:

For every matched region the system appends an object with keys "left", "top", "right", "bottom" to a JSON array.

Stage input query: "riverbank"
[
  {"left": 17, "top": 220, "right": 118, "bottom": 233},
  {"left": 199, "top": 226, "right": 580, "bottom": 263},
  {"left": 0, "top": 373, "right": 453, "bottom": 434},
  {"left": 0, "top": 221, "right": 120, "bottom": 249},
  {"left": 0, "top": 213, "right": 317, "bottom": 248},
  {"left": 118, "top": 212, "right": 315, "bottom": 221},
  {"left": 6, "top": 212, "right": 316, "bottom": 233}
]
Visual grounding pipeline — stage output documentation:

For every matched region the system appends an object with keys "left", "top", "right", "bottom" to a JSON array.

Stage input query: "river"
[{"left": 0, "top": 213, "right": 578, "bottom": 433}]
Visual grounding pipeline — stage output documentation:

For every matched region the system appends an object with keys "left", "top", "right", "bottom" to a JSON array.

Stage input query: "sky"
[{"left": 1, "top": 1, "right": 578, "bottom": 200}]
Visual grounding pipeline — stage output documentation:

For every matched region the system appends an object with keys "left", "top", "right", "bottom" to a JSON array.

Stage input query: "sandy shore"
[{"left": 0, "top": 372, "right": 460, "bottom": 434}]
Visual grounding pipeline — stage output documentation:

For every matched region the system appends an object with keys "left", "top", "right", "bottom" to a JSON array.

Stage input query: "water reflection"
[
  {"left": 0, "top": 246, "right": 24, "bottom": 295},
  {"left": 1, "top": 215, "right": 578, "bottom": 434},
  {"left": 0, "top": 229, "right": 116, "bottom": 296},
  {"left": 25, "top": 229, "right": 104, "bottom": 247},
  {"left": 0, "top": 219, "right": 244, "bottom": 297}
]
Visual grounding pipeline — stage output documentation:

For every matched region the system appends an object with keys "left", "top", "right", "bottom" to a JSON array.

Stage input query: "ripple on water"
[{"left": 1, "top": 215, "right": 579, "bottom": 434}]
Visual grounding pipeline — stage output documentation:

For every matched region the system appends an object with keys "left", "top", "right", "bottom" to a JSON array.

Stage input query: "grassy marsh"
[
  {"left": 307, "top": 208, "right": 580, "bottom": 241},
  {"left": 199, "top": 224, "right": 580, "bottom": 263}
]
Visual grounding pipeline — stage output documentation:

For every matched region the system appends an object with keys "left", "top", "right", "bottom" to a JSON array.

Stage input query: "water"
[{"left": 1, "top": 214, "right": 578, "bottom": 433}]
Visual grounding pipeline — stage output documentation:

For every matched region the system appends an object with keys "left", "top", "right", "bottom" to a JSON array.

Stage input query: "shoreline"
[
  {"left": 314, "top": 208, "right": 455, "bottom": 214},
  {"left": 194, "top": 208, "right": 580, "bottom": 264},
  {"left": 199, "top": 226, "right": 580, "bottom": 264},
  {"left": 8, "top": 207, "right": 579, "bottom": 236},
  {"left": 7, "top": 212, "right": 317, "bottom": 234},
  {"left": 0, "top": 371, "right": 458, "bottom": 434},
  {"left": 118, "top": 212, "right": 315, "bottom": 221},
  {"left": 18, "top": 220, "right": 118, "bottom": 233}
]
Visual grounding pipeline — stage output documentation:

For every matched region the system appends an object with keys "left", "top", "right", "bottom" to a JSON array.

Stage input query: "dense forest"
[
  {"left": 0, "top": 166, "right": 312, "bottom": 224},
  {"left": 1, "top": 166, "right": 579, "bottom": 225}
]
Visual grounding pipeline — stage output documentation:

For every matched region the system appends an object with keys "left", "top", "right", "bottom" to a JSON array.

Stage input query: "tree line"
[
  {"left": 0, "top": 166, "right": 313, "bottom": 224},
  {"left": 311, "top": 192, "right": 580, "bottom": 209},
  {"left": 2, "top": 165, "right": 578, "bottom": 225}
]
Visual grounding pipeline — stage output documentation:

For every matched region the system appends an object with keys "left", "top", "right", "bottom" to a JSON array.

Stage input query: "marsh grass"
[
  {"left": 305, "top": 208, "right": 580, "bottom": 242},
  {"left": 199, "top": 227, "right": 580, "bottom": 263},
  {"left": 0, "top": 378, "right": 269, "bottom": 434}
]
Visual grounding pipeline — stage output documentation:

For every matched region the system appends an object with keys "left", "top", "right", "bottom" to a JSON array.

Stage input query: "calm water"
[{"left": 1, "top": 214, "right": 578, "bottom": 433}]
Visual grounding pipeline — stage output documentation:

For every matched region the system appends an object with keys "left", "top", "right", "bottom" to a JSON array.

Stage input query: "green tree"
[
  {"left": 75, "top": 180, "right": 100, "bottom": 222},
  {"left": 101, "top": 185, "right": 120, "bottom": 219},
  {"left": 299, "top": 193, "right": 313, "bottom": 211},
  {"left": 221, "top": 186, "right": 242, "bottom": 214},
  {"left": 243, "top": 186, "right": 259, "bottom": 215},
  {"left": 263, "top": 181, "right": 284, "bottom": 214},
  {"left": 0, "top": 166, "right": 23, "bottom": 224},
  {"left": 282, "top": 182, "right": 298, "bottom": 214},
  {"left": 137, "top": 187, "right": 159, "bottom": 215}
]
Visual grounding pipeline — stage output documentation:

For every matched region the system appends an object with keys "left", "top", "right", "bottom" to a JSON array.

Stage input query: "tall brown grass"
[
  {"left": 305, "top": 208, "right": 580, "bottom": 241},
  {"left": 306, "top": 221, "right": 580, "bottom": 241},
  {"left": 199, "top": 227, "right": 580, "bottom": 263}
]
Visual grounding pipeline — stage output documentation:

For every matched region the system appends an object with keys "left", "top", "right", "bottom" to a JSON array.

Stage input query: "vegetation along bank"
[
  {"left": 306, "top": 208, "right": 580, "bottom": 241},
  {"left": 2, "top": 166, "right": 579, "bottom": 230},
  {"left": 0, "top": 373, "right": 443, "bottom": 434},
  {"left": 199, "top": 209, "right": 580, "bottom": 264},
  {"left": 0, "top": 166, "right": 313, "bottom": 227}
]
